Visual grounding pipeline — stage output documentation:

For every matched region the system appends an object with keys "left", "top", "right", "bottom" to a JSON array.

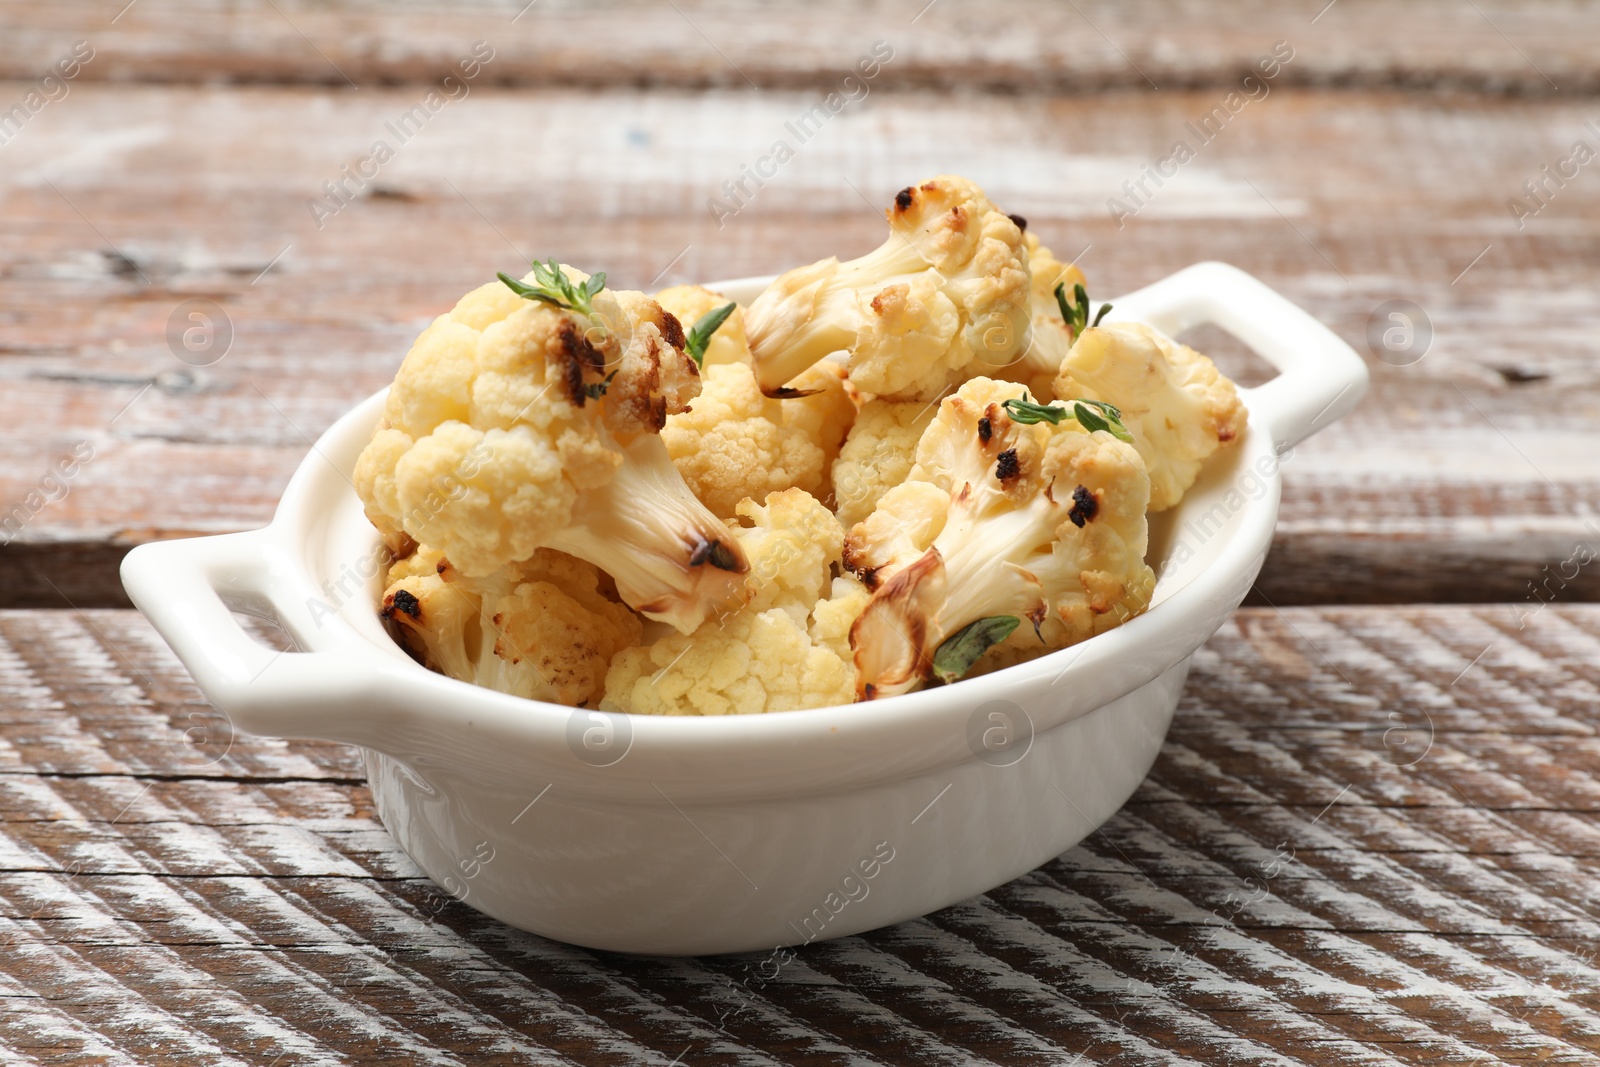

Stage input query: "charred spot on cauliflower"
[
  {"left": 596, "top": 287, "right": 701, "bottom": 436},
  {"left": 994, "top": 448, "right": 1021, "bottom": 484},
  {"left": 382, "top": 587, "right": 422, "bottom": 620},
  {"left": 1067, "top": 484, "right": 1098, "bottom": 527}
]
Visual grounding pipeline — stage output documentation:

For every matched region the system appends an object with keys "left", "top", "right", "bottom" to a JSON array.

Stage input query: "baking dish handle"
[
  {"left": 120, "top": 531, "right": 383, "bottom": 742},
  {"left": 1109, "top": 261, "right": 1369, "bottom": 451}
]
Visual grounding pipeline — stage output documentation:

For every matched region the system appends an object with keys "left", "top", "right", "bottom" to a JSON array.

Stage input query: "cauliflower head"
[
  {"left": 354, "top": 266, "right": 752, "bottom": 633},
  {"left": 601, "top": 489, "right": 856, "bottom": 714},
  {"left": 810, "top": 574, "right": 872, "bottom": 661},
  {"left": 380, "top": 545, "right": 642, "bottom": 707},
  {"left": 991, "top": 232, "right": 1088, "bottom": 399},
  {"left": 601, "top": 607, "right": 854, "bottom": 717},
  {"left": 662, "top": 359, "right": 855, "bottom": 519},
  {"left": 733, "top": 488, "right": 846, "bottom": 613},
  {"left": 653, "top": 284, "right": 752, "bottom": 368},
  {"left": 844, "top": 377, "right": 1155, "bottom": 698},
  {"left": 1024, "top": 231, "right": 1090, "bottom": 313},
  {"left": 743, "top": 175, "right": 1031, "bottom": 401},
  {"left": 1054, "top": 322, "right": 1247, "bottom": 511},
  {"left": 829, "top": 398, "right": 939, "bottom": 529}
]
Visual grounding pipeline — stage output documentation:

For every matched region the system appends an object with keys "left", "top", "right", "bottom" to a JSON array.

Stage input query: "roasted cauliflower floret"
[
  {"left": 830, "top": 398, "right": 939, "bottom": 528},
  {"left": 1054, "top": 322, "right": 1247, "bottom": 511},
  {"left": 662, "top": 359, "right": 855, "bottom": 518},
  {"left": 1025, "top": 231, "right": 1086, "bottom": 311},
  {"left": 840, "top": 479, "right": 949, "bottom": 588},
  {"left": 601, "top": 489, "right": 855, "bottom": 714},
  {"left": 809, "top": 574, "right": 872, "bottom": 661},
  {"left": 733, "top": 489, "right": 846, "bottom": 612},
  {"left": 844, "top": 377, "right": 1155, "bottom": 698},
  {"left": 380, "top": 546, "right": 642, "bottom": 707},
  {"left": 654, "top": 284, "right": 752, "bottom": 368},
  {"left": 596, "top": 285, "right": 704, "bottom": 436},
  {"left": 354, "top": 263, "right": 751, "bottom": 633},
  {"left": 743, "top": 175, "right": 1031, "bottom": 401},
  {"left": 993, "top": 231, "right": 1088, "bottom": 399},
  {"left": 601, "top": 608, "right": 854, "bottom": 717}
]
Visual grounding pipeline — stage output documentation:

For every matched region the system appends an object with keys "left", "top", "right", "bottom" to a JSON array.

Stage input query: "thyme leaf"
[
  {"left": 1052, "top": 280, "right": 1112, "bottom": 340},
  {"left": 932, "top": 616, "right": 1021, "bottom": 684},
  {"left": 498, "top": 258, "right": 606, "bottom": 317},
  {"left": 1002, "top": 394, "right": 1135, "bottom": 443},
  {"left": 684, "top": 302, "right": 736, "bottom": 368}
]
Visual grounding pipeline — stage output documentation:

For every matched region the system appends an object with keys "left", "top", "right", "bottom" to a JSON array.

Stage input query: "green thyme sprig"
[
  {"left": 684, "top": 302, "right": 736, "bottom": 368},
  {"left": 498, "top": 258, "right": 606, "bottom": 317},
  {"left": 1003, "top": 393, "right": 1135, "bottom": 443},
  {"left": 1053, "top": 280, "right": 1112, "bottom": 340},
  {"left": 931, "top": 615, "right": 1021, "bottom": 685},
  {"left": 583, "top": 370, "right": 618, "bottom": 401}
]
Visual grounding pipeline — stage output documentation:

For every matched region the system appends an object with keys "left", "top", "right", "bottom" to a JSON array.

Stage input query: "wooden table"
[{"left": 2, "top": 2, "right": 1597, "bottom": 1062}]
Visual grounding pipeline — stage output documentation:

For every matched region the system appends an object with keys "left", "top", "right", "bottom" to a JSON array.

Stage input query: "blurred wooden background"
[
  {"left": 2, "top": 2, "right": 1598, "bottom": 1064},
  {"left": 0, "top": 0, "right": 1596, "bottom": 609}
]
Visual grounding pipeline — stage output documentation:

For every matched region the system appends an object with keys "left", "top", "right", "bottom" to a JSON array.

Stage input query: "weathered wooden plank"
[
  {"left": 1, "top": 606, "right": 1600, "bottom": 1064},
  {"left": 0, "top": 84, "right": 1597, "bottom": 608},
  {"left": 0, "top": 612, "right": 352, "bottom": 781},
  {"left": 0, "top": 0, "right": 1593, "bottom": 94}
]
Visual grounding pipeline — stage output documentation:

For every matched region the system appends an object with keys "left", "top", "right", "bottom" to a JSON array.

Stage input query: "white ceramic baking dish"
[{"left": 122, "top": 262, "right": 1366, "bottom": 956}]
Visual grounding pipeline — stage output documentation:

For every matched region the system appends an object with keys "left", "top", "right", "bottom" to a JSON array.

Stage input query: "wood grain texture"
[
  {"left": 1, "top": 82, "right": 1596, "bottom": 607},
  {"left": 2, "top": 605, "right": 1599, "bottom": 1065},
  {"left": 0, "top": 0, "right": 1593, "bottom": 95}
]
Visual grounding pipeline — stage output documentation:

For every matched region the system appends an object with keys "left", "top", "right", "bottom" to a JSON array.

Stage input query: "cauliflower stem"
[
  {"left": 543, "top": 433, "right": 748, "bottom": 627},
  {"left": 745, "top": 239, "right": 929, "bottom": 395}
]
